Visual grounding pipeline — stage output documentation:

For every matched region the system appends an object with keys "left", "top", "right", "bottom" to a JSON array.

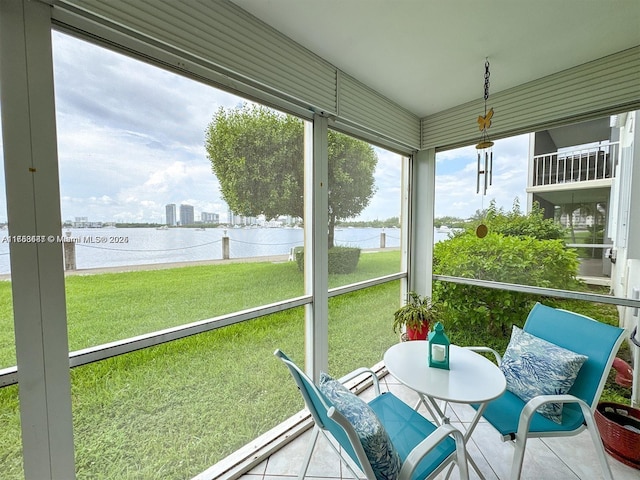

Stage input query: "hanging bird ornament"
[{"left": 477, "top": 107, "right": 494, "bottom": 134}]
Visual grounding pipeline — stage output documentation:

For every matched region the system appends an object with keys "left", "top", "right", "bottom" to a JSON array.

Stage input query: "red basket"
[{"left": 594, "top": 402, "right": 640, "bottom": 470}]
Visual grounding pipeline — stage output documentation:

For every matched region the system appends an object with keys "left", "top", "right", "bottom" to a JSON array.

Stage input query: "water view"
[
  {"left": 0, "top": 226, "right": 455, "bottom": 275},
  {"left": 0, "top": 227, "right": 452, "bottom": 275}
]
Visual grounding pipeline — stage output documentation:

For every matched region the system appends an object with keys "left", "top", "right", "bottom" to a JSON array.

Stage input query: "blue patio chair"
[
  {"left": 274, "top": 349, "right": 469, "bottom": 480},
  {"left": 469, "top": 302, "right": 625, "bottom": 479}
]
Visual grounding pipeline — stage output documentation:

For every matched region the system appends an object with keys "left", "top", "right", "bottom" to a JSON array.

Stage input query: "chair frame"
[
  {"left": 275, "top": 349, "right": 470, "bottom": 480},
  {"left": 468, "top": 304, "right": 626, "bottom": 480}
]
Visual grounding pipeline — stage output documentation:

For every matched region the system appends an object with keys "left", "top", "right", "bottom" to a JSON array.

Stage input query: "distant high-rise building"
[
  {"left": 165, "top": 204, "right": 176, "bottom": 226},
  {"left": 228, "top": 209, "right": 236, "bottom": 226},
  {"left": 180, "top": 204, "right": 194, "bottom": 226},
  {"left": 73, "top": 217, "right": 89, "bottom": 228},
  {"left": 201, "top": 212, "right": 219, "bottom": 224}
]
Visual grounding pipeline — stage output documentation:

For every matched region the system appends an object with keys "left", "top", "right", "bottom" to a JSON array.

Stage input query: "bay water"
[{"left": 0, "top": 226, "right": 452, "bottom": 274}]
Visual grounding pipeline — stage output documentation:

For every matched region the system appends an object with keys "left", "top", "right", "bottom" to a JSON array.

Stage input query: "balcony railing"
[{"left": 533, "top": 142, "right": 619, "bottom": 187}]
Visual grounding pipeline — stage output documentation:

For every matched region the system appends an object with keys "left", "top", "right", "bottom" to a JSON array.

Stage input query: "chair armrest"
[
  {"left": 517, "top": 394, "right": 591, "bottom": 439},
  {"left": 465, "top": 346, "right": 502, "bottom": 365},
  {"left": 398, "top": 424, "right": 469, "bottom": 480},
  {"left": 327, "top": 406, "right": 378, "bottom": 479},
  {"left": 338, "top": 367, "right": 381, "bottom": 397}
]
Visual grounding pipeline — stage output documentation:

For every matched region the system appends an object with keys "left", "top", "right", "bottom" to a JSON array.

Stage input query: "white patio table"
[{"left": 384, "top": 341, "right": 506, "bottom": 479}]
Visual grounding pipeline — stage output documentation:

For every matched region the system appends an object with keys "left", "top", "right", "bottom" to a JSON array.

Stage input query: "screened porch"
[{"left": 1, "top": 1, "right": 639, "bottom": 479}]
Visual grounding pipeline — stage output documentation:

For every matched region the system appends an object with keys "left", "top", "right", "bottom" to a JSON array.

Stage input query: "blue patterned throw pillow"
[
  {"left": 318, "top": 373, "right": 401, "bottom": 480},
  {"left": 500, "top": 326, "right": 588, "bottom": 424}
]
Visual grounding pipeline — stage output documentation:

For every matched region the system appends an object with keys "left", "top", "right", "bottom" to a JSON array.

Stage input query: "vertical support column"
[
  {"left": 410, "top": 148, "right": 436, "bottom": 298},
  {"left": 526, "top": 132, "right": 535, "bottom": 212},
  {"left": 304, "top": 115, "right": 329, "bottom": 381},
  {"left": 626, "top": 111, "right": 640, "bottom": 262},
  {"left": 626, "top": 111, "right": 640, "bottom": 409},
  {"left": 0, "top": 1, "right": 75, "bottom": 478},
  {"left": 400, "top": 154, "right": 411, "bottom": 300}
]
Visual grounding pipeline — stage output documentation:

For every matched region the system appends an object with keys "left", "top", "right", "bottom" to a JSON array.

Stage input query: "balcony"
[
  {"left": 532, "top": 143, "right": 619, "bottom": 188},
  {"left": 205, "top": 368, "right": 639, "bottom": 479}
]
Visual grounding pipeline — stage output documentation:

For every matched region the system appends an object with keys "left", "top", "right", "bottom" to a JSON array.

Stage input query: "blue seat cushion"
[
  {"left": 369, "top": 392, "right": 456, "bottom": 480},
  {"left": 472, "top": 390, "right": 585, "bottom": 438},
  {"left": 319, "top": 373, "right": 401, "bottom": 479}
]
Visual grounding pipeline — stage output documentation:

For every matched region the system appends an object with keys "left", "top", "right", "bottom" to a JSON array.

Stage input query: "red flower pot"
[{"left": 406, "top": 322, "right": 429, "bottom": 341}]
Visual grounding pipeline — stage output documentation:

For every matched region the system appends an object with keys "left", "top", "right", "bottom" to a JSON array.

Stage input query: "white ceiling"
[{"left": 232, "top": 0, "right": 640, "bottom": 118}]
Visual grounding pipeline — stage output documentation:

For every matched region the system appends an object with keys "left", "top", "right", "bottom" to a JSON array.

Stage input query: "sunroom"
[{"left": 1, "top": 1, "right": 640, "bottom": 479}]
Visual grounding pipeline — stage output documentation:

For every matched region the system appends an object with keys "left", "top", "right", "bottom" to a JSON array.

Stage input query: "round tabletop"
[{"left": 384, "top": 341, "right": 506, "bottom": 404}]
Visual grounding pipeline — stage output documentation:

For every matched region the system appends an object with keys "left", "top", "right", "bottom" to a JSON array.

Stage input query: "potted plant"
[{"left": 392, "top": 291, "right": 439, "bottom": 341}]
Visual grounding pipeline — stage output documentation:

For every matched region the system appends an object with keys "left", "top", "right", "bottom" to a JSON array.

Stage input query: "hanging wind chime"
[
  {"left": 475, "top": 59, "right": 494, "bottom": 238},
  {"left": 476, "top": 59, "right": 494, "bottom": 196}
]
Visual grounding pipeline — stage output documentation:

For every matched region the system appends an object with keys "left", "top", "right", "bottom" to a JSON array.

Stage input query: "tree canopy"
[{"left": 205, "top": 104, "right": 378, "bottom": 247}]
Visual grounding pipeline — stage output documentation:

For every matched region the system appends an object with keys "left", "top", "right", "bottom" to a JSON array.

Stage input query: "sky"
[{"left": 0, "top": 31, "right": 530, "bottom": 224}]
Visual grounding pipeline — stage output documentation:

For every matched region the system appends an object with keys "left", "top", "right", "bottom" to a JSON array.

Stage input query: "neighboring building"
[
  {"left": 71, "top": 216, "right": 102, "bottom": 228},
  {"left": 179, "top": 204, "right": 194, "bottom": 226},
  {"left": 608, "top": 111, "right": 640, "bottom": 336},
  {"left": 165, "top": 204, "right": 176, "bottom": 226},
  {"left": 73, "top": 216, "right": 88, "bottom": 228},
  {"left": 228, "top": 210, "right": 253, "bottom": 226},
  {"left": 526, "top": 110, "right": 640, "bottom": 332},
  {"left": 201, "top": 212, "right": 219, "bottom": 224}
]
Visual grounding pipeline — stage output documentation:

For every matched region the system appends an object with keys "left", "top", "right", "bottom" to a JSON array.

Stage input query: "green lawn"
[
  {"left": 0, "top": 252, "right": 401, "bottom": 479},
  {"left": 0, "top": 250, "right": 629, "bottom": 478},
  {"left": 0, "top": 250, "right": 402, "bottom": 367}
]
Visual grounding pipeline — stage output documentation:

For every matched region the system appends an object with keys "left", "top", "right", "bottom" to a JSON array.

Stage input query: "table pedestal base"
[{"left": 416, "top": 393, "right": 490, "bottom": 480}]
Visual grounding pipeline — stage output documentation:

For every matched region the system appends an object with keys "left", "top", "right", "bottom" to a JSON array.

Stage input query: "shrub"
[
  {"left": 433, "top": 232, "right": 581, "bottom": 336},
  {"left": 295, "top": 246, "right": 361, "bottom": 274},
  {"left": 465, "top": 200, "right": 566, "bottom": 241}
]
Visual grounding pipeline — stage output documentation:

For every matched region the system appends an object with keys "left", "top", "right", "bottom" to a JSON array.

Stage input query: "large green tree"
[{"left": 205, "top": 104, "right": 377, "bottom": 247}]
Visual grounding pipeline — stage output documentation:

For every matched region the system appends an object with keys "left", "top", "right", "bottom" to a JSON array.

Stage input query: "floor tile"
[
  {"left": 447, "top": 401, "right": 487, "bottom": 424},
  {"left": 265, "top": 428, "right": 343, "bottom": 478},
  {"left": 471, "top": 423, "right": 580, "bottom": 480},
  {"left": 228, "top": 374, "right": 640, "bottom": 480},
  {"left": 542, "top": 430, "right": 639, "bottom": 480}
]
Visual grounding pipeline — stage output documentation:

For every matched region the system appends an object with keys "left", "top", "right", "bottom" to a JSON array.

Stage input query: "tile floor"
[{"left": 238, "top": 373, "right": 638, "bottom": 480}]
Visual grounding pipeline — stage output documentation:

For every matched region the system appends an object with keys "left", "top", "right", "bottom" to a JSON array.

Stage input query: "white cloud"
[
  {"left": 0, "top": 32, "right": 532, "bottom": 227},
  {"left": 435, "top": 134, "right": 529, "bottom": 218},
  {"left": 52, "top": 31, "right": 237, "bottom": 224}
]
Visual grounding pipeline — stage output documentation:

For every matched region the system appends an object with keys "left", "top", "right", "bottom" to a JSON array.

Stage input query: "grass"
[
  {"left": 0, "top": 252, "right": 401, "bottom": 479},
  {"left": 0, "top": 250, "right": 402, "bottom": 367},
  {"left": 0, "top": 250, "right": 631, "bottom": 478}
]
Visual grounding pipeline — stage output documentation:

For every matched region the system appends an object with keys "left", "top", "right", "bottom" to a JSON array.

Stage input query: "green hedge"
[
  {"left": 295, "top": 246, "right": 361, "bottom": 274},
  {"left": 433, "top": 232, "right": 581, "bottom": 336}
]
